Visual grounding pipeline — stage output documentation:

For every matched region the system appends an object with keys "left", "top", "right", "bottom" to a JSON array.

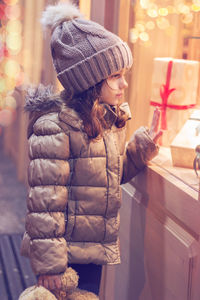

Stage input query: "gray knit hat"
[{"left": 41, "top": 2, "right": 133, "bottom": 96}]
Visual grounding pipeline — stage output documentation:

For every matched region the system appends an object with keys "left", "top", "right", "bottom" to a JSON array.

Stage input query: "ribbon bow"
[{"left": 150, "top": 60, "right": 196, "bottom": 130}]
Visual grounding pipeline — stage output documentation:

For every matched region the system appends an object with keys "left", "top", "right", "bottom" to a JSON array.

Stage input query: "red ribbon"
[{"left": 150, "top": 60, "right": 196, "bottom": 130}]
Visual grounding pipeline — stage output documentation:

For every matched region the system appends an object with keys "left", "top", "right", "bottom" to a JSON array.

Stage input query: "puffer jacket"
[{"left": 21, "top": 85, "right": 158, "bottom": 276}]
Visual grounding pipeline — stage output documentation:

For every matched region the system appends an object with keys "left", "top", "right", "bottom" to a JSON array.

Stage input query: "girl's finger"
[{"left": 153, "top": 130, "right": 163, "bottom": 143}]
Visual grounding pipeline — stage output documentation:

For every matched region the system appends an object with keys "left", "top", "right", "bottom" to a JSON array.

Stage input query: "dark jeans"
[{"left": 68, "top": 263, "right": 102, "bottom": 295}]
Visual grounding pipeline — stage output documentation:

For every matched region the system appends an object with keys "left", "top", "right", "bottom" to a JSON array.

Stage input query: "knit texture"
[{"left": 42, "top": 3, "right": 133, "bottom": 96}]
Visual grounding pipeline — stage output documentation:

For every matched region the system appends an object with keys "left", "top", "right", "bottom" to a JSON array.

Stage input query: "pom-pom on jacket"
[{"left": 21, "top": 85, "right": 159, "bottom": 276}]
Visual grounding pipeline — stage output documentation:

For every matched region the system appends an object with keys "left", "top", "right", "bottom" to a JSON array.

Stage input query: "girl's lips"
[{"left": 116, "top": 93, "right": 123, "bottom": 97}]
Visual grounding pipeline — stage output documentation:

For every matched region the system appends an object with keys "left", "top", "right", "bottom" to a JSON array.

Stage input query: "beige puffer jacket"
[{"left": 21, "top": 85, "right": 158, "bottom": 276}]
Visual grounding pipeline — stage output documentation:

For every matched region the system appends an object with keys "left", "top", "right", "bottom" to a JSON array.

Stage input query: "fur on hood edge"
[{"left": 24, "top": 84, "right": 63, "bottom": 113}]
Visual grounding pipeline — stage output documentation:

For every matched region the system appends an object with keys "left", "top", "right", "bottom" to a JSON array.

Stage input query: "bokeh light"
[
  {"left": 191, "top": 4, "right": 200, "bottom": 11},
  {"left": 182, "top": 12, "right": 193, "bottom": 23},
  {"left": 156, "top": 17, "right": 170, "bottom": 30},
  {"left": 5, "top": 95, "right": 16, "bottom": 109},
  {"left": 130, "top": 28, "right": 139, "bottom": 43},
  {"left": 0, "top": 79, "right": 6, "bottom": 93},
  {"left": 135, "top": 23, "right": 145, "bottom": 32},
  {"left": 6, "top": 33, "right": 22, "bottom": 53},
  {"left": 3, "top": 0, "right": 19, "bottom": 6},
  {"left": 140, "top": 0, "right": 150, "bottom": 9},
  {"left": 158, "top": 7, "right": 168, "bottom": 16},
  {"left": 146, "top": 21, "right": 155, "bottom": 30},
  {"left": 4, "top": 59, "right": 20, "bottom": 78},
  {"left": 147, "top": 8, "right": 158, "bottom": 18},
  {"left": 6, "top": 20, "right": 22, "bottom": 34},
  {"left": 5, "top": 4, "right": 20, "bottom": 19},
  {"left": 139, "top": 32, "right": 149, "bottom": 42},
  {"left": 177, "top": 3, "right": 190, "bottom": 14}
]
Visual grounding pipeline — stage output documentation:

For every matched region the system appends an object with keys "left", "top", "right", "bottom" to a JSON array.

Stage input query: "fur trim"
[
  {"left": 24, "top": 84, "right": 62, "bottom": 113},
  {"left": 41, "top": 2, "right": 82, "bottom": 30}
]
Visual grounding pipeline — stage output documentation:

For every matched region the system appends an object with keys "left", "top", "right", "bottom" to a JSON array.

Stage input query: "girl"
[{"left": 21, "top": 2, "right": 162, "bottom": 298}]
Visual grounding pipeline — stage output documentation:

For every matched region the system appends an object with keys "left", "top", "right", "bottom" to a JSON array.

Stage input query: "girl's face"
[{"left": 100, "top": 69, "right": 129, "bottom": 106}]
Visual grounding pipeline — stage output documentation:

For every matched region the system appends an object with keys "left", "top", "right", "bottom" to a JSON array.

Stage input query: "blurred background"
[{"left": 0, "top": 0, "right": 199, "bottom": 229}]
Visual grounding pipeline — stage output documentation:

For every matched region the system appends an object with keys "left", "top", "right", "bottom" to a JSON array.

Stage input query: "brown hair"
[{"left": 62, "top": 81, "right": 128, "bottom": 139}]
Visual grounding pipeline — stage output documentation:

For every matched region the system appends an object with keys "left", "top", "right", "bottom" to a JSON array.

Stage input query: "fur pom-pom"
[{"left": 41, "top": 2, "right": 82, "bottom": 30}]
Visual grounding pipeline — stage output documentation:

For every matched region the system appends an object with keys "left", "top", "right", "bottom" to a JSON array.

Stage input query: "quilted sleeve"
[
  {"left": 26, "top": 115, "right": 70, "bottom": 275},
  {"left": 121, "top": 126, "right": 159, "bottom": 184}
]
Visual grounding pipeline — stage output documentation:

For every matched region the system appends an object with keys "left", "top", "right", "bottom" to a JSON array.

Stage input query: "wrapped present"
[
  {"left": 170, "top": 110, "right": 200, "bottom": 168},
  {"left": 149, "top": 57, "right": 199, "bottom": 147}
]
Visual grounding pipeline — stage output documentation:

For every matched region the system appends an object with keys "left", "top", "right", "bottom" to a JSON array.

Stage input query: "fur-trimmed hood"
[
  {"left": 25, "top": 84, "right": 132, "bottom": 138},
  {"left": 24, "top": 84, "right": 62, "bottom": 113}
]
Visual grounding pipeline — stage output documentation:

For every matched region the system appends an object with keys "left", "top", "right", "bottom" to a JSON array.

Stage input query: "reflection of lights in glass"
[
  {"left": 158, "top": 7, "right": 168, "bottom": 16},
  {"left": 6, "top": 20, "right": 22, "bottom": 34},
  {"left": 182, "top": 12, "right": 193, "bottom": 23},
  {"left": 156, "top": 17, "right": 170, "bottom": 30},
  {"left": 135, "top": 23, "right": 145, "bottom": 32},
  {"left": 6, "top": 33, "right": 22, "bottom": 52},
  {"left": 5, "top": 4, "right": 20, "bottom": 19},
  {"left": 146, "top": 21, "right": 155, "bottom": 30},
  {"left": 4, "top": 59, "right": 20, "bottom": 78},
  {"left": 139, "top": 32, "right": 149, "bottom": 42},
  {"left": 130, "top": 28, "right": 139, "bottom": 43}
]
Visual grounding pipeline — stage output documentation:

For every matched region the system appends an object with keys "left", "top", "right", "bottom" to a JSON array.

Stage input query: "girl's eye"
[{"left": 111, "top": 73, "right": 120, "bottom": 79}]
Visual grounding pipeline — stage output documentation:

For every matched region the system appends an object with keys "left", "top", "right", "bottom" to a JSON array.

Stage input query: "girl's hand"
[
  {"left": 149, "top": 107, "right": 163, "bottom": 144},
  {"left": 38, "top": 274, "right": 62, "bottom": 291}
]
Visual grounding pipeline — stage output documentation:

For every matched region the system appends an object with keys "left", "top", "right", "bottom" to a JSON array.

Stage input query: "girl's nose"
[{"left": 119, "top": 76, "right": 128, "bottom": 89}]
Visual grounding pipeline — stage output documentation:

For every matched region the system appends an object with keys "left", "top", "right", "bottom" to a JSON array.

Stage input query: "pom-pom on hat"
[{"left": 41, "top": 2, "right": 133, "bottom": 96}]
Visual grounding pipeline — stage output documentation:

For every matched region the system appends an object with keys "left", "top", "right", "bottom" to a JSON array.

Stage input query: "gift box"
[
  {"left": 149, "top": 57, "right": 199, "bottom": 147},
  {"left": 170, "top": 110, "right": 200, "bottom": 169}
]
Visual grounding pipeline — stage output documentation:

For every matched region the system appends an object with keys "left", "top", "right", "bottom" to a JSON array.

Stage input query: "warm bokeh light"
[
  {"left": 191, "top": 4, "right": 200, "bottom": 11},
  {"left": 6, "top": 20, "right": 22, "bottom": 34},
  {"left": 140, "top": 0, "right": 150, "bottom": 9},
  {"left": 0, "top": 79, "right": 6, "bottom": 93},
  {"left": 129, "top": 28, "right": 139, "bottom": 43},
  {"left": 6, "top": 33, "right": 22, "bottom": 52},
  {"left": 182, "top": 12, "right": 193, "bottom": 24},
  {"left": 135, "top": 23, "right": 145, "bottom": 32},
  {"left": 139, "top": 31, "right": 149, "bottom": 42},
  {"left": 5, "top": 4, "right": 20, "bottom": 19},
  {"left": 147, "top": 8, "right": 158, "bottom": 18},
  {"left": 4, "top": 59, "right": 20, "bottom": 78},
  {"left": 158, "top": 7, "right": 168, "bottom": 16},
  {"left": 177, "top": 3, "right": 190, "bottom": 14},
  {"left": 156, "top": 17, "right": 170, "bottom": 30},
  {"left": 5, "top": 95, "right": 16, "bottom": 109},
  {"left": 146, "top": 20, "right": 155, "bottom": 30},
  {"left": 3, "top": 0, "right": 19, "bottom": 6}
]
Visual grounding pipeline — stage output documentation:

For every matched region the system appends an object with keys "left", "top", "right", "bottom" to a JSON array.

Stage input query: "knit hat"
[{"left": 41, "top": 2, "right": 133, "bottom": 96}]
